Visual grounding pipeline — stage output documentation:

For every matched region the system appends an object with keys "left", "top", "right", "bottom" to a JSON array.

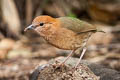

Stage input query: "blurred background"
[{"left": 0, "top": 0, "right": 120, "bottom": 79}]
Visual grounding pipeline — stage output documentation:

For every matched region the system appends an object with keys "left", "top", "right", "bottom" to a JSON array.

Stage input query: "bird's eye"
[{"left": 40, "top": 22, "right": 44, "bottom": 26}]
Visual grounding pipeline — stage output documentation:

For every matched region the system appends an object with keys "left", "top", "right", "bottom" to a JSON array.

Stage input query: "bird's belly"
[
  {"left": 52, "top": 37, "right": 80, "bottom": 50},
  {"left": 48, "top": 38, "right": 77, "bottom": 50},
  {"left": 48, "top": 32, "right": 91, "bottom": 50}
]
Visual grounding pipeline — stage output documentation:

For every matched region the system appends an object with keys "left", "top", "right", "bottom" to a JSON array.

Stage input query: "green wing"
[{"left": 57, "top": 17, "right": 97, "bottom": 33}]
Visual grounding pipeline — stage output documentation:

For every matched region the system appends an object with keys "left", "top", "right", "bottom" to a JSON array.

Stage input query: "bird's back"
[{"left": 57, "top": 17, "right": 97, "bottom": 34}]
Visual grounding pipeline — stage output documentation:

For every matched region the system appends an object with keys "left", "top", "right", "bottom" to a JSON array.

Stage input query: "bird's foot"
[
  {"left": 52, "top": 60, "right": 65, "bottom": 69},
  {"left": 73, "top": 65, "right": 79, "bottom": 69},
  {"left": 74, "top": 63, "right": 80, "bottom": 68}
]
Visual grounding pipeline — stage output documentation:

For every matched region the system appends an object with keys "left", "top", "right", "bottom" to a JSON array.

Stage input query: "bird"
[{"left": 24, "top": 16, "right": 104, "bottom": 68}]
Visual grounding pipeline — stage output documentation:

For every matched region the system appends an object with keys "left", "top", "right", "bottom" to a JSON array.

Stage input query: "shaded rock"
[
  {"left": 30, "top": 57, "right": 120, "bottom": 80},
  {"left": 30, "top": 57, "right": 99, "bottom": 80},
  {"left": 30, "top": 62, "right": 99, "bottom": 80}
]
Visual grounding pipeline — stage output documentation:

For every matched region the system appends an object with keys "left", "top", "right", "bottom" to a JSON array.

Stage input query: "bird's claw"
[{"left": 52, "top": 60, "right": 65, "bottom": 69}]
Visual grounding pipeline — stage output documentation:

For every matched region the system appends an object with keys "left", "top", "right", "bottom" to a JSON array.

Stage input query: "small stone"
[{"left": 7, "top": 49, "right": 31, "bottom": 59}]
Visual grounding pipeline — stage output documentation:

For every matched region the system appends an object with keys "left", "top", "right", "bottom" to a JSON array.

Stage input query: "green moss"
[{"left": 67, "top": 12, "right": 77, "bottom": 18}]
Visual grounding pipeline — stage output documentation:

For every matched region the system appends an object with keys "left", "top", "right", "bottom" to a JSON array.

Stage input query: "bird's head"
[{"left": 24, "top": 16, "right": 59, "bottom": 35}]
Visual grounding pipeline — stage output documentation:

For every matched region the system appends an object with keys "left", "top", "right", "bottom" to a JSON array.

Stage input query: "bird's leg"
[
  {"left": 75, "top": 47, "right": 87, "bottom": 68},
  {"left": 59, "top": 50, "right": 75, "bottom": 66}
]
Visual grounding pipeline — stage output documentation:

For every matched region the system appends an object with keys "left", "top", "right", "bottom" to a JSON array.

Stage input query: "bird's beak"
[{"left": 24, "top": 24, "right": 34, "bottom": 31}]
